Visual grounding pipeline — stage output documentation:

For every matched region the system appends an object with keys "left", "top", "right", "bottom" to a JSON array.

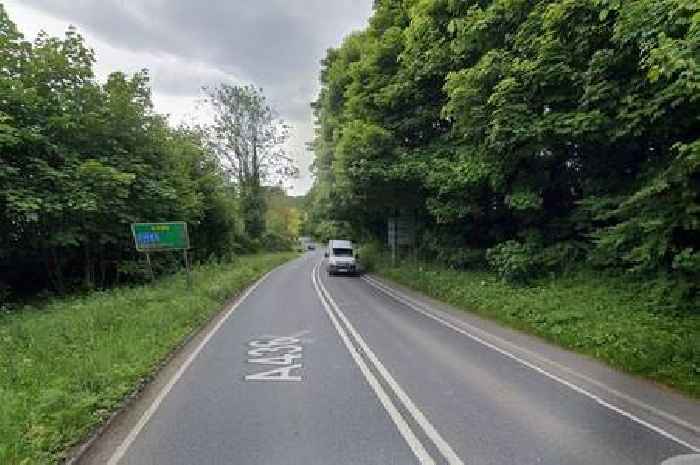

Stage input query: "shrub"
[
  {"left": 437, "top": 247, "right": 486, "bottom": 269},
  {"left": 418, "top": 230, "right": 486, "bottom": 269},
  {"left": 260, "top": 232, "right": 294, "bottom": 252},
  {"left": 538, "top": 241, "right": 589, "bottom": 273},
  {"left": 357, "top": 241, "right": 385, "bottom": 272},
  {"left": 486, "top": 240, "right": 539, "bottom": 284}
]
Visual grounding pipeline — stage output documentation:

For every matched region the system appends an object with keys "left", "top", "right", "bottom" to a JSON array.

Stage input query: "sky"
[{"left": 3, "top": 0, "right": 373, "bottom": 195}]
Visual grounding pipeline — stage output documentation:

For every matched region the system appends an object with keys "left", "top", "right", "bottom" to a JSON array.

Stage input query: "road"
[{"left": 82, "top": 252, "right": 700, "bottom": 465}]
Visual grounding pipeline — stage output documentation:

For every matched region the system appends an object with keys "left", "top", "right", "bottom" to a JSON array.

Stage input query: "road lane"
[
  {"left": 112, "top": 254, "right": 418, "bottom": 465},
  {"left": 86, "top": 250, "right": 700, "bottom": 465},
  {"left": 312, "top": 261, "right": 463, "bottom": 465},
  {"left": 317, "top": 261, "right": 696, "bottom": 465}
]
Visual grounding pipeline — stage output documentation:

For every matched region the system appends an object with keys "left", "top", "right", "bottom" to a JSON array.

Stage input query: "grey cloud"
[
  {"left": 20, "top": 0, "right": 373, "bottom": 192},
  {"left": 148, "top": 58, "right": 239, "bottom": 97},
  {"left": 22, "top": 0, "right": 372, "bottom": 122}
]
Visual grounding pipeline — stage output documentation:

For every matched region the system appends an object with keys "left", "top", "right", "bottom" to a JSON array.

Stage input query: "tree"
[
  {"left": 205, "top": 84, "right": 297, "bottom": 236},
  {"left": 306, "top": 0, "right": 700, "bottom": 303},
  {"left": 0, "top": 6, "right": 251, "bottom": 296},
  {"left": 265, "top": 186, "right": 302, "bottom": 239}
]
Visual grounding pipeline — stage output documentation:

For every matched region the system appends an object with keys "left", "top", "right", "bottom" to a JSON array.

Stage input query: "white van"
[{"left": 325, "top": 240, "right": 357, "bottom": 275}]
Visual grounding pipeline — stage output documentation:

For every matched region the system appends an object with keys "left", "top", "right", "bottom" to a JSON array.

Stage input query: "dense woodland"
[
  {"left": 306, "top": 0, "right": 699, "bottom": 307},
  {"left": 0, "top": 6, "right": 299, "bottom": 299}
]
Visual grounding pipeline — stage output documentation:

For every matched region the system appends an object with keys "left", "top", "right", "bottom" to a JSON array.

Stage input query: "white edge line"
[
  {"left": 364, "top": 275, "right": 700, "bottom": 438},
  {"left": 362, "top": 274, "right": 700, "bottom": 453},
  {"left": 316, "top": 265, "right": 464, "bottom": 465},
  {"left": 107, "top": 268, "right": 277, "bottom": 465},
  {"left": 311, "top": 263, "right": 436, "bottom": 465}
]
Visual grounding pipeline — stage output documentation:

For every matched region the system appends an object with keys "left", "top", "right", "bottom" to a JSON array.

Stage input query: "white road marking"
[
  {"left": 247, "top": 353, "right": 303, "bottom": 365},
  {"left": 245, "top": 337, "right": 304, "bottom": 377},
  {"left": 249, "top": 336, "right": 300, "bottom": 347},
  {"left": 661, "top": 454, "right": 700, "bottom": 464},
  {"left": 311, "top": 263, "right": 437, "bottom": 465},
  {"left": 362, "top": 274, "right": 700, "bottom": 453},
  {"left": 106, "top": 269, "right": 276, "bottom": 465},
  {"left": 247, "top": 345, "right": 302, "bottom": 357},
  {"left": 317, "top": 266, "right": 465, "bottom": 465},
  {"left": 244, "top": 364, "right": 302, "bottom": 381}
]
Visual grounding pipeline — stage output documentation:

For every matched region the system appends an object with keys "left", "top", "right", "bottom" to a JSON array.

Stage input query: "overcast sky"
[{"left": 3, "top": 0, "right": 373, "bottom": 195}]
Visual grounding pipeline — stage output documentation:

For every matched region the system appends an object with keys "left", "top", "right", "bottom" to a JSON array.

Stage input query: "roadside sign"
[
  {"left": 388, "top": 217, "right": 415, "bottom": 247},
  {"left": 396, "top": 218, "right": 415, "bottom": 246},
  {"left": 131, "top": 222, "right": 190, "bottom": 251},
  {"left": 388, "top": 216, "right": 415, "bottom": 266},
  {"left": 131, "top": 222, "right": 192, "bottom": 288}
]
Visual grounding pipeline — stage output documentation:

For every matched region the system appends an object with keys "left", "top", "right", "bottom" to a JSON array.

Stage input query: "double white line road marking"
[{"left": 312, "top": 262, "right": 464, "bottom": 465}]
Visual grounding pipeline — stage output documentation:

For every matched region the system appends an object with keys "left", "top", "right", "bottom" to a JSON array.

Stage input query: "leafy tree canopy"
[{"left": 307, "top": 0, "right": 700, "bottom": 305}]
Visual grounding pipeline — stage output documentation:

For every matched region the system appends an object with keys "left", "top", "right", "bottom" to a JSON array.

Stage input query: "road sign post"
[
  {"left": 388, "top": 216, "right": 415, "bottom": 267},
  {"left": 131, "top": 222, "right": 192, "bottom": 288},
  {"left": 183, "top": 249, "right": 192, "bottom": 289},
  {"left": 388, "top": 218, "right": 396, "bottom": 267},
  {"left": 145, "top": 251, "right": 155, "bottom": 282}
]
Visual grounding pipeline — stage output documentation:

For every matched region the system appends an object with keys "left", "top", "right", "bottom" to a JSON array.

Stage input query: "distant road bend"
[{"left": 80, "top": 252, "right": 700, "bottom": 465}]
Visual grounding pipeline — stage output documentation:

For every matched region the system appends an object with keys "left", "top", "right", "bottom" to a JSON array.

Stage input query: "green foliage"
[
  {"left": 265, "top": 187, "right": 303, "bottom": 241},
  {"left": 418, "top": 229, "right": 487, "bottom": 269},
  {"left": 357, "top": 241, "right": 385, "bottom": 272},
  {"left": 486, "top": 240, "right": 540, "bottom": 283},
  {"left": 306, "top": 218, "right": 355, "bottom": 244},
  {"left": 259, "top": 231, "right": 295, "bottom": 252},
  {"left": 590, "top": 140, "right": 700, "bottom": 282},
  {"left": 375, "top": 258, "right": 700, "bottom": 398},
  {"left": 0, "top": 252, "right": 294, "bottom": 465},
  {"left": 538, "top": 241, "right": 589, "bottom": 272},
  {"left": 0, "top": 8, "right": 263, "bottom": 297},
  {"left": 305, "top": 0, "right": 700, "bottom": 306},
  {"left": 204, "top": 84, "right": 297, "bottom": 237},
  {"left": 487, "top": 238, "right": 589, "bottom": 283}
]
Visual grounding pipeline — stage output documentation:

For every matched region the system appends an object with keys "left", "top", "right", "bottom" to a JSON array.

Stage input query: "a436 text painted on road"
[{"left": 245, "top": 336, "right": 303, "bottom": 382}]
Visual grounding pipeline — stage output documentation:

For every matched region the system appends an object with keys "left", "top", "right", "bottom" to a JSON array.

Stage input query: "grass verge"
[
  {"left": 374, "top": 259, "right": 700, "bottom": 398},
  {"left": 0, "top": 252, "right": 296, "bottom": 465}
]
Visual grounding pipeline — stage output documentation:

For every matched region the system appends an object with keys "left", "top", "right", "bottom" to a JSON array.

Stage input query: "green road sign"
[{"left": 131, "top": 222, "right": 190, "bottom": 251}]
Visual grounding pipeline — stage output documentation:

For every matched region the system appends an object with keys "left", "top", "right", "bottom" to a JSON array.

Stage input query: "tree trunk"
[
  {"left": 84, "top": 243, "right": 94, "bottom": 290},
  {"left": 49, "top": 247, "right": 66, "bottom": 295},
  {"left": 115, "top": 259, "right": 121, "bottom": 286},
  {"left": 252, "top": 134, "right": 259, "bottom": 186}
]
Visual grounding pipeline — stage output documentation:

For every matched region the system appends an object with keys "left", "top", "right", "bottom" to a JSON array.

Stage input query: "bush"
[
  {"left": 259, "top": 232, "right": 294, "bottom": 252},
  {"left": 487, "top": 239, "right": 591, "bottom": 283},
  {"left": 357, "top": 241, "right": 385, "bottom": 272},
  {"left": 486, "top": 240, "right": 539, "bottom": 284},
  {"left": 437, "top": 247, "right": 486, "bottom": 269},
  {"left": 418, "top": 230, "right": 486, "bottom": 269},
  {"left": 538, "top": 241, "right": 589, "bottom": 273}
]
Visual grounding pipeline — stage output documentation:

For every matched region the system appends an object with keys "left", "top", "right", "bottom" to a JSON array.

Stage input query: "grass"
[
  {"left": 0, "top": 252, "right": 296, "bottom": 465},
  {"left": 374, "top": 259, "right": 700, "bottom": 398}
]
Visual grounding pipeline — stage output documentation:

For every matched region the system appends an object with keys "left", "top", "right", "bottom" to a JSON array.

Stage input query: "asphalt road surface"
[{"left": 84, "top": 252, "right": 700, "bottom": 465}]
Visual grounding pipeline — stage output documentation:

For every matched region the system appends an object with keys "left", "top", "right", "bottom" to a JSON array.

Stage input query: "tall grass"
[
  {"left": 0, "top": 253, "right": 295, "bottom": 465},
  {"left": 374, "top": 258, "right": 700, "bottom": 398}
]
